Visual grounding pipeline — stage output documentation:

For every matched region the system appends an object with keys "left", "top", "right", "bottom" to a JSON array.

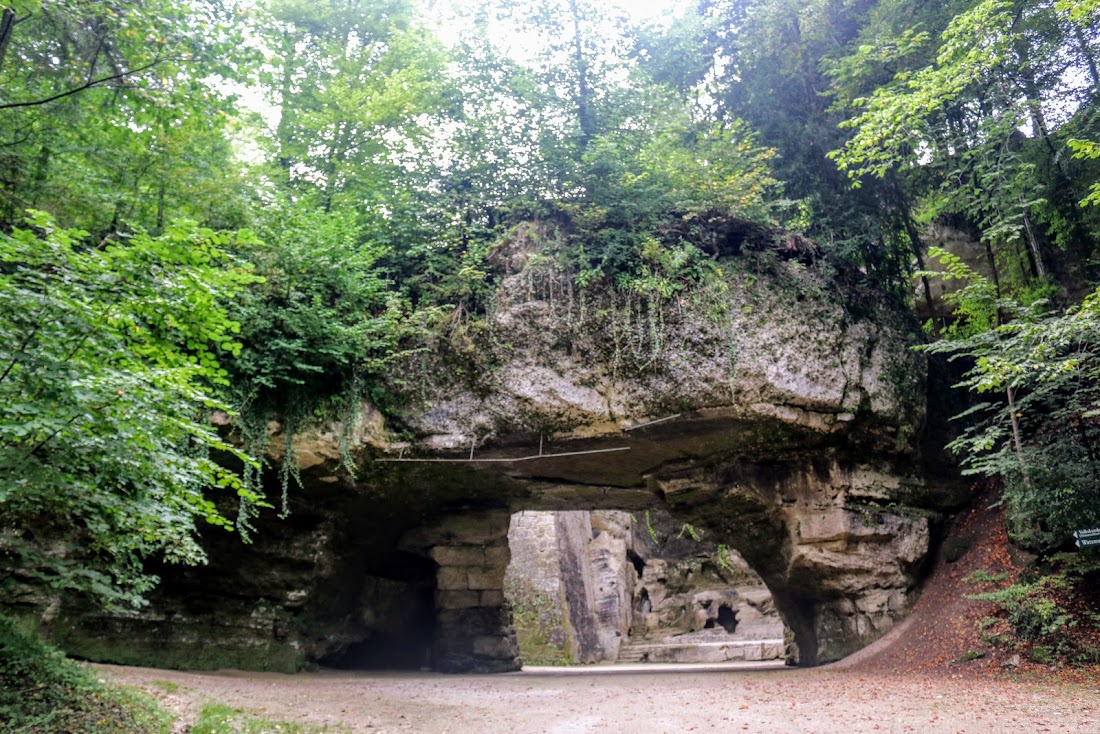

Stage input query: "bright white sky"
[
  {"left": 607, "top": 0, "right": 683, "bottom": 22},
  {"left": 426, "top": 0, "right": 688, "bottom": 64}
]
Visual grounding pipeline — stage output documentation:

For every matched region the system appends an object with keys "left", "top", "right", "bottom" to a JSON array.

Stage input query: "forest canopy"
[{"left": 3, "top": 0, "right": 1100, "bottom": 606}]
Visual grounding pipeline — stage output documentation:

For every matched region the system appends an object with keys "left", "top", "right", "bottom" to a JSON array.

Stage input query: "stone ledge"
[{"left": 618, "top": 639, "right": 785, "bottom": 664}]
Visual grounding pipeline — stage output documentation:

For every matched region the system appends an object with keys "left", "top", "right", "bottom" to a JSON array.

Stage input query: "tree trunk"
[
  {"left": 567, "top": 0, "right": 594, "bottom": 150},
  {"left": 888, "top": 177, "right": 938, "bottom": 328},
  {"left": 1073, "top": 24, "right": 1100, "bottom": 97},
  {"left": 155, "top": 182, "right": 166, "bottom": 234},
  {"left": 1021, "top": 211, "right": 1046, "bottom": 279},
  {"left": 0, "top": 8, "right": 15, "bottom": 76},
  {"left": 985, "top": 240, "right": 1002, "bottom": 299},
  {"left": 275, "top": 31, "right": 297, "bottom": 172},
  {"left": 1006, "top": 385, "right": 1033, "bottom": 492}
]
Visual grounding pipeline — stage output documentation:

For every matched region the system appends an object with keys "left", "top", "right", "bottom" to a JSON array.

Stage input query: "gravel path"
[{"left": 101, "top": 661, "right": 1098, "bottom": 734}]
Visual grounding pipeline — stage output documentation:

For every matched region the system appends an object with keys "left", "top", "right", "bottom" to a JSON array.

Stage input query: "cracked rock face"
[
  {"left": 36, "top": 247, "right": 964, "bottom": 673},
  {"left": 396, "top": 253, "right": 925, "bottom": 457}
]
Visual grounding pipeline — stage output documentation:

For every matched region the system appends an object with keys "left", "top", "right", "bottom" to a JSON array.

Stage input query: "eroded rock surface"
[{"left": 34, "top": 244, "right": 965, "bottom": 673}]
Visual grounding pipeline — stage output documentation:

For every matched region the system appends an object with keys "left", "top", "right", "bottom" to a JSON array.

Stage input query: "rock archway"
[
  {"left": 29, "top": 249, "right": 967, "bottom": 673},
  {"left": 37, "top": 413, "right": 953, "bottom": 674},
  {"left": 389, "top": 443, "right": 938, "bottom": 672}
]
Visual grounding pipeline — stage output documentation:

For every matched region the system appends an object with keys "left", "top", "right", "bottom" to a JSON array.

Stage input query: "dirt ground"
[
  {"left": 98, "top": 488, "right": 1100, "bottom": 734},
  {"left": 102, "top": 661, "right": 1098, "bottom": 734}
]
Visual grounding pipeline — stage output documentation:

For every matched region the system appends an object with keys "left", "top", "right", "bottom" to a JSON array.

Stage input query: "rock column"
[{"left": 429, "top": 511, "right": 520, "bottom": 673}]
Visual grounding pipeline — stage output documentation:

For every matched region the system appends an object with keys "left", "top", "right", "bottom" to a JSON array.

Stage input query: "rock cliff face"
[
  {"left": 505, "top": 509, "right": 786, "bottom": 665},
  {"left": 40, "top": 234, "right": 965, "bottom": 673}
]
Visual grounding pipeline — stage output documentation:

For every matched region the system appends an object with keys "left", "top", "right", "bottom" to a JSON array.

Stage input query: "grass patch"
[
  {"left": 1029, "top": 645, "right": 1055, "bottom": 665},
  {"left": 966, "top": 569, "right": 1009, "bottom": 584},
  {"left": 191, "top": 703, "right": 348, "bottom": 733},
  {"left": 151, "top": 679, "right": 181, "bottom": 694},
  {"left": 0, "top": 615, "right": 171, "bottom": 734}
]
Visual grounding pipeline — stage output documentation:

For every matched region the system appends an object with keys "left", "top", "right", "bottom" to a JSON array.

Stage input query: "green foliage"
[
  {"left": 676, "top": 523, "right": 703, "bottom": 541},
  {"left": 262, "top": 0, "right": 451, "bottom": 213},
  {"left": 225, "top": 200, "right": 426, "bottom": 517},
  {"left": 972, "top": 575, "right": 1074, "bottom": 642},
  {"left": 828, "top": 0, "right": 1100, "bottom": 296},
  {"left": 0, "top": 615, "right": 171, "bottom": 733},
  {"left": 831, "top": 0, "right": 1020, "bottom": 181},
  {"left": 916, "top": 246, "right": 1001, "bottom": 338},
  {"left": 566, "top": 116, "right": 778, "bottom": 294},
  {"left": 3, "top": 0, "right": 1100, "bottom": 644},
  {"left": 1030, "top": 644, "right": 1056, "bottom": 664},
  {"left": 715, "top": 544, "right": 735, "bottom": 573},
  {"left": 1068, "top": 138, "right": 1100, "bottom": 207},
  {"left": 919, "top": 247, "right": 1100, "bottom": 551},
  {"left": 643, "top": 510, "right": 659, "bottom": 544},
  {"left": 0, "top": 0, "right": 253, "bottom": 232},
  {"left": 0, "top": 212, "right": 264, "bottom": 607},
  {"left": 229, "top": 201, "right": 415, "bottom": 415},
  {"left": 190, "top": 702, "right": 346, "bottom": 734}
]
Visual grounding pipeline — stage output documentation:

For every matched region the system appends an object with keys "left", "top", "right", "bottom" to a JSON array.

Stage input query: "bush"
[
  {"left": 971, "top": 576, "right": 1074, "bottom": 642},
  {"left": 0, "top": 616, "right": 169, "bottom": 734},
  {"left": 1029, "top": 645, "right": 1055, "bottom": 665}
]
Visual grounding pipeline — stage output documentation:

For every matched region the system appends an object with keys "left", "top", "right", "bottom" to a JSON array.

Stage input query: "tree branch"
[
  {"left": 0, "top": 57, "right": 164, "bottom": 110},
  {"left": 0, "top": 306, "right": 49, "bottom": 387},
  {"left": 0, "top": 8, "right": 28, "bottom": 77}
]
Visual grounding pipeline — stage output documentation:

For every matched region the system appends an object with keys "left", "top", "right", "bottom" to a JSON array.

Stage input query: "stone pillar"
[
  {"left": 429, "top": 511, "right": 520, "bottom": 673},
  {"left": 587, "top": 530, "right": 630, "bottom": 660}
]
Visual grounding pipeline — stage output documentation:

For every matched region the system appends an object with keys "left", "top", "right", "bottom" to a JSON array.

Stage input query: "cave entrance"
[
  {"left": 502, "top": 509, "right": 787, "bottom": 666},
  {"left": 317, "top": 551, "right": 437, "bottom": 671}
]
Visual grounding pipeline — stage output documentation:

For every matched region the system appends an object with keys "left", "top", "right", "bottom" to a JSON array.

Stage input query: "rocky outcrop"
[
  {"left": 34, "top": 235, "right": 966, "bottom": 674},
  {"left": 398, "top": 242, "right": 924, "bottom": 464}
]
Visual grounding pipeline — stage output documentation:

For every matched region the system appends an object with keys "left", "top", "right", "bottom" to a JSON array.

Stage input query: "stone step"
[{"left": 617, "top": 639, "right": 785, "bottom": 664}]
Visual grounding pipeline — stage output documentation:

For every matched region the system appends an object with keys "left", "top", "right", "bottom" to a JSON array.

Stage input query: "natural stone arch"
[
  {"left": 31, "top": 246, "right": 965, "bottom": 673},
  {"left": 36, "top": 416, "right": 950, "bottom": 675},
  {"left": 392, "top": 442, "right": 935, "bottom": 672}
]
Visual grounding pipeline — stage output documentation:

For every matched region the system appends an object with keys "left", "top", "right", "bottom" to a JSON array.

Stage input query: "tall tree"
[
  {"left": 0, "top": 0, "right": 250, "bottom": 233},
  {"left": 0, "top": 213, "right": 262, "bottom": 607}
]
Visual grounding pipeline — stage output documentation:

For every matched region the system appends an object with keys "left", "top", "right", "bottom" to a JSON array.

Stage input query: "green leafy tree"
[
  {"left": 0, "top": 212, "right": 263, "bottom": 608},
  {"left": 263, "top": 0, "right": 451, "bottom": 212},
  {"left": 920, "top": 248, "right": 1100, "bottom": 550},
  {"left": 225, "top": 199, "right": 421, "bottom": 511},
  {"left": 0, "top": 0, "right": 252, "bottom": 233},
  {"left": 831, "top": 0, "right": 1100, "bottom": 291}
]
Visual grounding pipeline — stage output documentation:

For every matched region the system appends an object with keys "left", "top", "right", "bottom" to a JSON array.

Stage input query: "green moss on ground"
[
  {"left": 0, "top": 616, "right": 171, "bottom": 734},
  {"left": 190, "top": 703, "right": 349, "bottom": 734}
]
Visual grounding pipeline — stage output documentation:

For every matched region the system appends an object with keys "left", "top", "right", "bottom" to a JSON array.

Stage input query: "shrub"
[
  {"left": 1029, "top": 645, "right": 1055, "bottom": 665},
  {"left": 0, "top": 616, "right": 170, "bottom": 734},
  {"left": 971, "top": 576, "right": 1074, "bottom": 642}
]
